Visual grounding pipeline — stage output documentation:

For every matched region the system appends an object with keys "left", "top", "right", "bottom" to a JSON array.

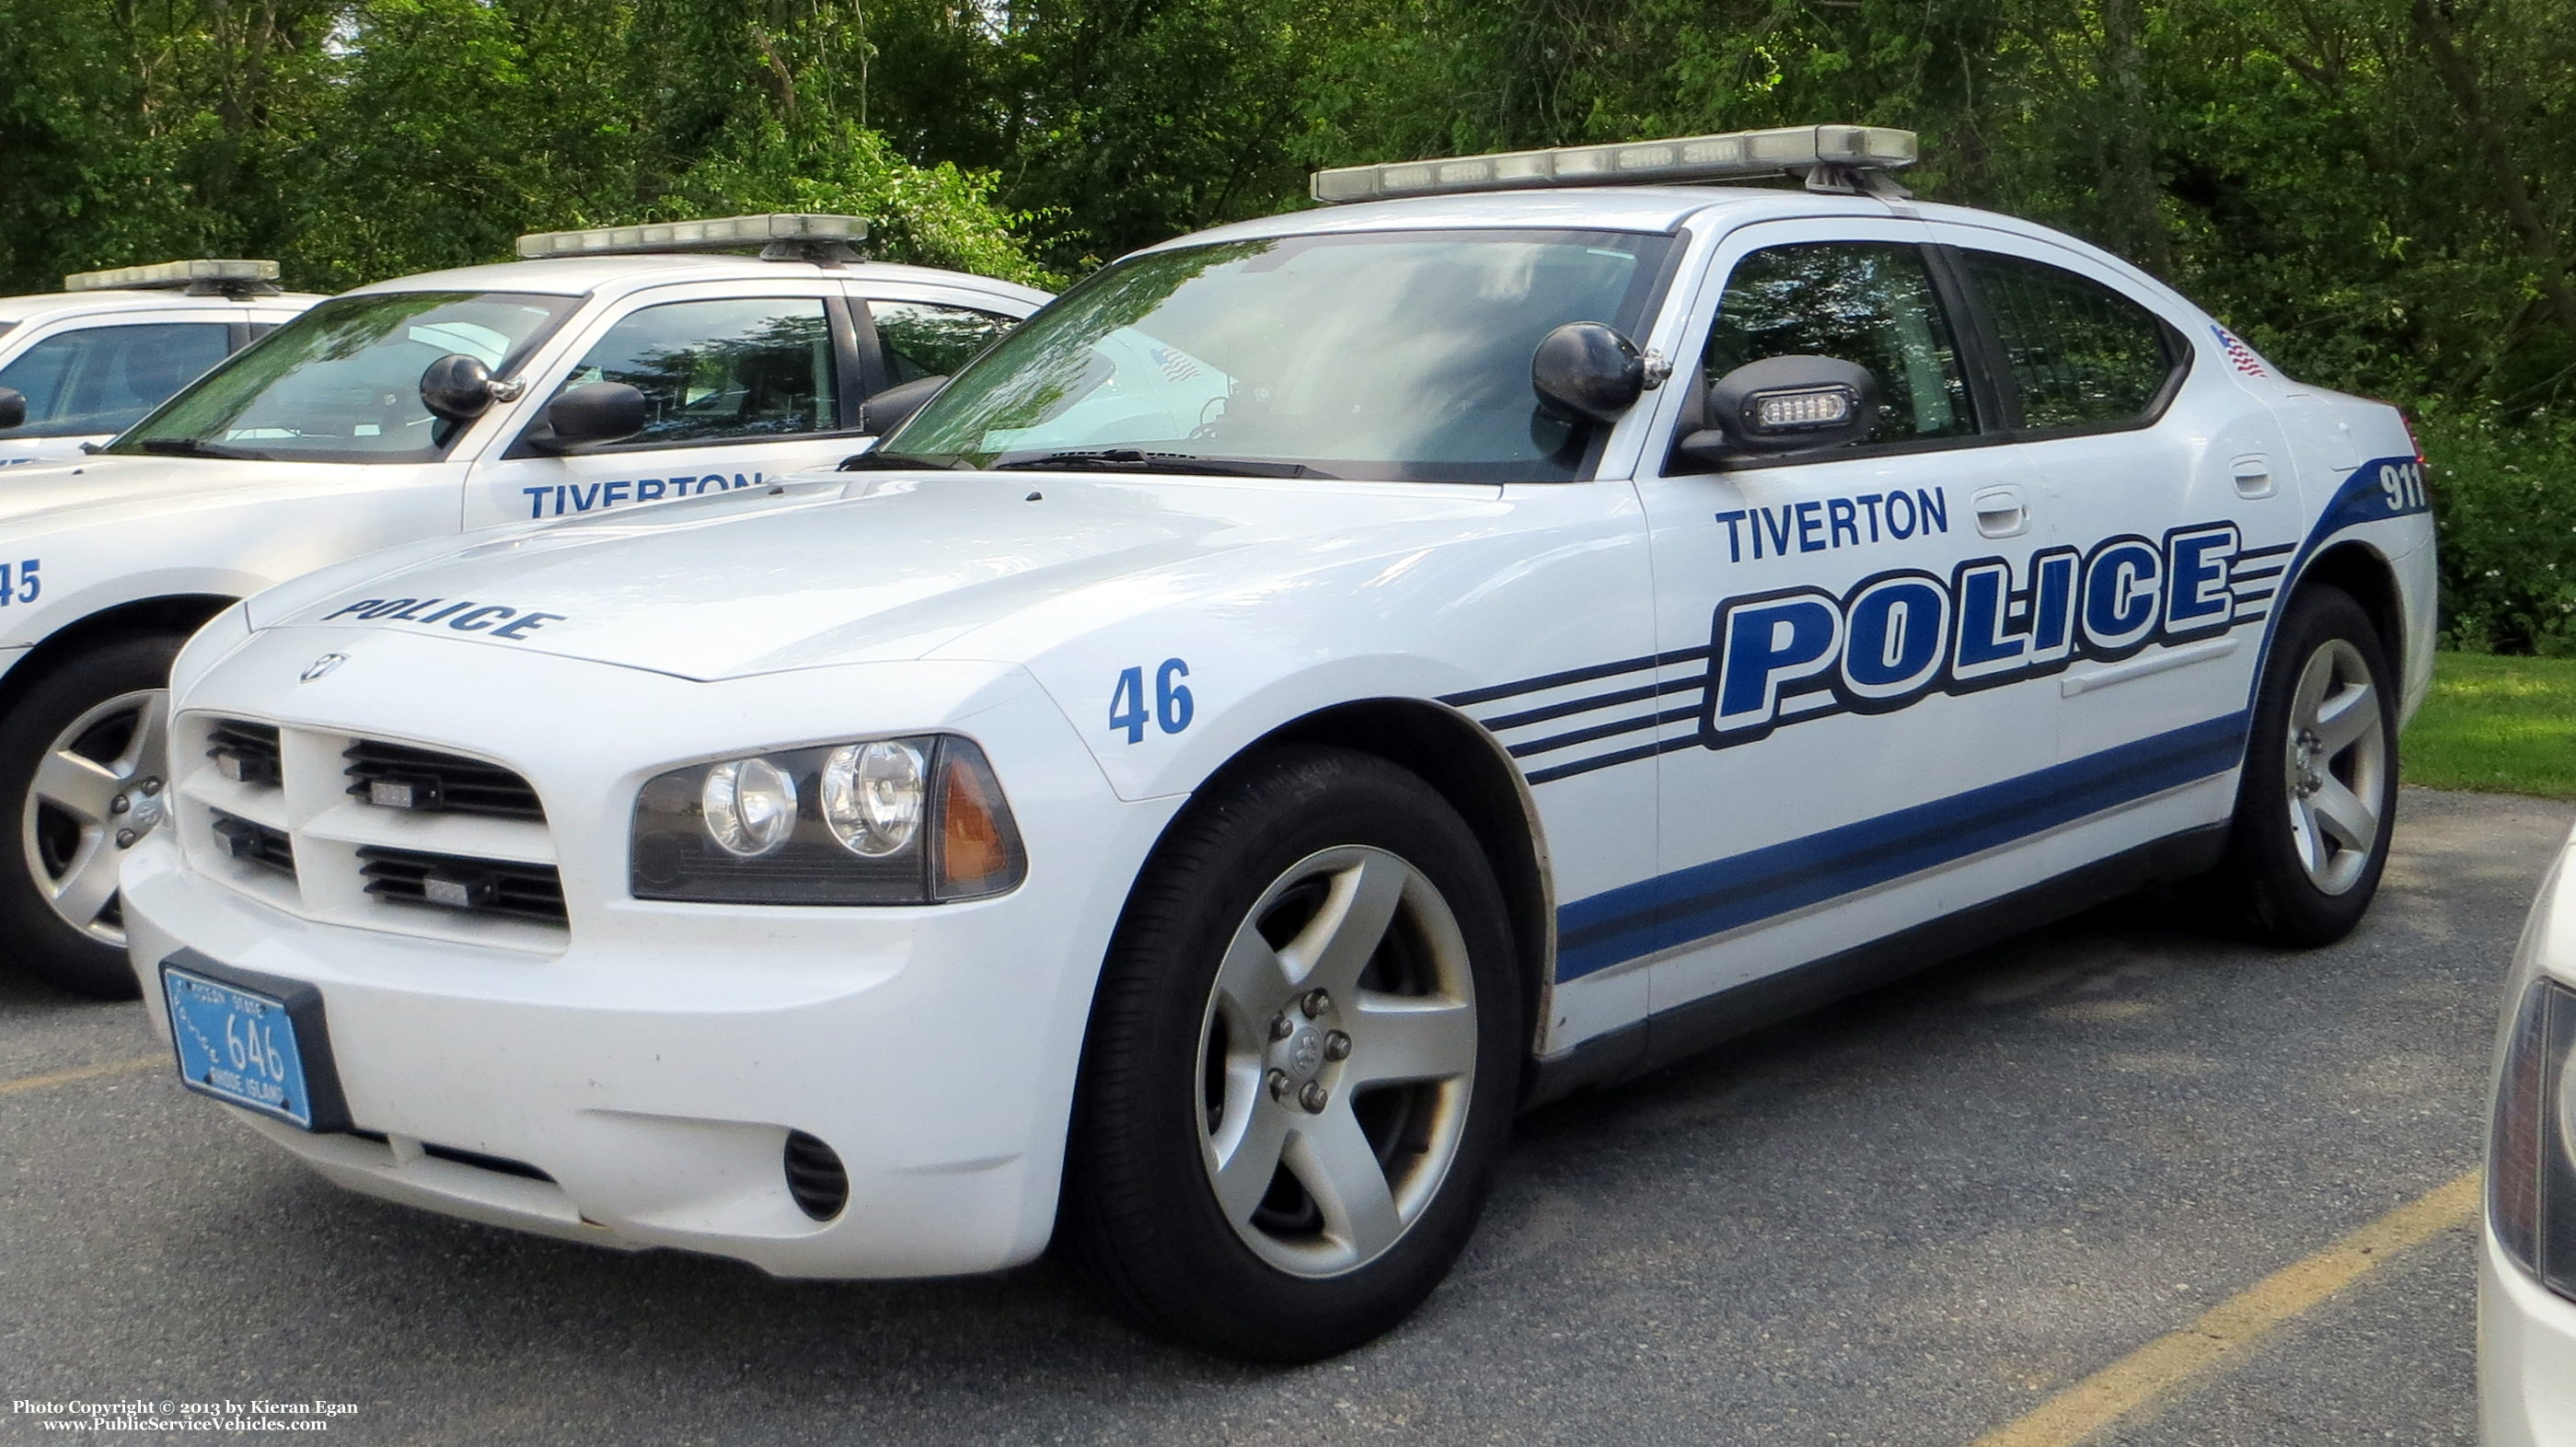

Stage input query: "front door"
[
  {"left": 1626, "top": 221, "right": 2062, "bottom": 1016},
  {"left": 465, "top": 287, "right": 869, "bottom": 529}
]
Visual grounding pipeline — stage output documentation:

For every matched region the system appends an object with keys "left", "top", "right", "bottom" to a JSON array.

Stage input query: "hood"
[
  {"left": 257, "top": 469, "right": 1505, "bottom": 680},
  {"left": 0, "top": 453, "right": 391, "bottom": 530}
]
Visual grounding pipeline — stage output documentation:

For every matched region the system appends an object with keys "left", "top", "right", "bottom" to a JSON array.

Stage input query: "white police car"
[
  {"left": 0, "top": 260, "right": 320, "bottom": 468},
  {"left": 0, "top": 214, "right": 1045, "bottom": 997},
  {"left": 123, "top": 128, "right": 2433, "bottom": 1360},
  {"left": 2484, "top": 822, "right": 2576, "bottom": 1445}
]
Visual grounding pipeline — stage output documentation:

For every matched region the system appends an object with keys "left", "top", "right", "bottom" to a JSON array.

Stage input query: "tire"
[
  {"left": 0, "top": 633, "right": 183, "bottom": 998},
  {"left": 2201, "top": 585, "right": 2398, "bottom": 946},
  {"left": 1060, "top": 746, "right": 1523, "bottom": 1361}
]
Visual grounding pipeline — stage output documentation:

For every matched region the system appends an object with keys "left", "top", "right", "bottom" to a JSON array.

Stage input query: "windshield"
[
  {"left": 112, "top": 291, "right": 578, "bottom": 463},
  {"left": 888, "top": 228, "right": 1676, "bottom": 482}
]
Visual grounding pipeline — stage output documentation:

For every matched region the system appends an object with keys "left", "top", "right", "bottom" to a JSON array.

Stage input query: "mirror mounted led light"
[
  {"left": 1679, "top": 354, "right": 1880, "bottom": 462},
  {"left": 516, "top": 214, "right": 870, "bottom": 265},
  {"left": 1311, "top": 125, "right": 1917, "bottom": 203},
  {"left": 64, "top": 259, "right": 282, "bottom": 297}
]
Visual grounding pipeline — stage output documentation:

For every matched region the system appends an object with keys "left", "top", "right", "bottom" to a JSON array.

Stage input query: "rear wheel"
[
  {"left": 0, "top": 633, "right": 183, "bottom": 998},
  {"left": 1061, "top": 747, "right": 1522, "bottom": 1361},
  {"left": 2202, "top": 586, "right": 2397, "bottom": 945}
]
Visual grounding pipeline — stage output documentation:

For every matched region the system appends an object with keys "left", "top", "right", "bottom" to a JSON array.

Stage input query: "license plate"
[{"left": 162, "top": 964, "right": 320, "bottom": 1129}]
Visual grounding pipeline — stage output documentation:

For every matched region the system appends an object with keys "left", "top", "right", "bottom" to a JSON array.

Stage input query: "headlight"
[
  {"left": 630, "top": 734, "right": 1026, "bottom": 905},
  {"left": 2491, "top": 974, "right": 2576, "bottom": 1298}
]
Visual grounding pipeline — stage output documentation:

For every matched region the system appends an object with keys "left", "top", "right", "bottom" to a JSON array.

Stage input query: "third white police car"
[
  {"left": 0, "top": 215, "right": 1045, "bottom": 996},
  {"left": 0, "top": 260, "right": 320, "bottom": 468},
  {"left": 2485, "top": 821, "right": 2576, "bottom": 1445},
  {"left": 124, "top": 128, "right": 2433, "bottom": 1360}
]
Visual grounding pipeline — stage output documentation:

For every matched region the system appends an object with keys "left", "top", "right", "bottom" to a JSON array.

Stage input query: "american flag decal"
[
  {"left": 2211, "top": 325, "right": 2269, "bottom": 377},
  {"left": 1149, "top": 345, "right": 1202, "bottom": 383}
]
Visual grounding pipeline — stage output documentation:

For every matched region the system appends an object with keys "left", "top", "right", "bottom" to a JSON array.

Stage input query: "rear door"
[{"left": 1931, "top": 226, "right": 2301, "bottom": 860}]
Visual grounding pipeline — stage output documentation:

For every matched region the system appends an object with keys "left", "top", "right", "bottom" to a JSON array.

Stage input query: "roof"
[
  {"left": 341, "top": 253, "right": 1051, "bottom": 307},
  {"left": 0, "top": 289, "right": 324, "bottom": 326}
]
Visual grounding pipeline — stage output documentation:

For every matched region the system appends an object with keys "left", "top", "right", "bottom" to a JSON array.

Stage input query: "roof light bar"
[
  {"left": 1310, "top": 124, "right": 1918, "bottom": 204},
  {"left": 515, "top": 214, "right": 870, "bottom": 260},
  {"left": 63, "top": 259, "right": 282, "bottom": 293}
]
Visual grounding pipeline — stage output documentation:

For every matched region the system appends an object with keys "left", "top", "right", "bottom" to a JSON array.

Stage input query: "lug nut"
[
  {"left": 1299, "top": 1082, "right": 1329, "bottom": 1113},
  {"left": 1265, "top": 1069, "right": 1290, "bottom": 1102},
  {"left": 115, "top": 829, "right": 137, "bottom": 849},
  {"left": 140, "top": 778, "right": 163, "bottom": 796},
  {"left": 1269, "top": 1014, "right": 1296, "bottom": 1042},
  {"left": 1300, "top": 989, "right": 1332, "bottom": 1018},
  {"left": 1323, "top": 1030, "right": 1352, "bottom": 1061},
  {"left": 110, "top": 795, "right": 130, "bottom": 816}
]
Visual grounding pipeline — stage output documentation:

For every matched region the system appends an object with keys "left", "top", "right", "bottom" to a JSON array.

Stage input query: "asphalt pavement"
[{"left": 3, "top": 785, "right": 2564, "bottom": 1445}]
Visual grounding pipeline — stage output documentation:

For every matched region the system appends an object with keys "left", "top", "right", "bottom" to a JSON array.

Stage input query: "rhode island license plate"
[{"left": 162, "top": 964, "right": 318, "bottom": 1129}]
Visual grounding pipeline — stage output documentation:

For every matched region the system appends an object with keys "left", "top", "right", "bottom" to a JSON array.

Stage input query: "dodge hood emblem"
[{"left": 301, "top": 652, "right": 349, "bottom": 683}]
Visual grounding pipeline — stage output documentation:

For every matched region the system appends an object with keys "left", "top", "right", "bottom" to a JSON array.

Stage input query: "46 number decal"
[{"left": 1110, "top": 658, "right": 1193, "bottom": 744}]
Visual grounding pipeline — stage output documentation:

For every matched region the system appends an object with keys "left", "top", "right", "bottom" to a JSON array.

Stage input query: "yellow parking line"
[
  {"left": 0, "top": 1052, "right": 161, "bottom": 1098},
  {"left": 1966, "top": 1168, "right": 2482, "bottom": 1447}
]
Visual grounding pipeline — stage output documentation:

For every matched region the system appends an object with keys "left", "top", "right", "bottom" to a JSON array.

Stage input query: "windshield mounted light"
[
  {"left": 1310, "top": 124, "right": 1917, "bottom": 204},
  {"left": 631, "top": 735, "right": 1025, "bottom": 906},
  {"left": 515, "top": 214, "right": 870, "bottom": 264},
  {"left": 64, "top": 259, "right": 282, "bottom": 297}
]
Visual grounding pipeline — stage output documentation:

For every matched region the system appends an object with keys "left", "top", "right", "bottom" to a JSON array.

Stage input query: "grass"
[{"left": 2404, "top": 651, "right": 2576, "bottom": 799}]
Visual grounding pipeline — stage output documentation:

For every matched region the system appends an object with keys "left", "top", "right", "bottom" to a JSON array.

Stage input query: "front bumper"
[
  {"left": 125, "top": 629, "right": 1181, "bottom": 1279},
  {"left": 2482, "top": 1228, "right": 2576, "bottom": 1445}
]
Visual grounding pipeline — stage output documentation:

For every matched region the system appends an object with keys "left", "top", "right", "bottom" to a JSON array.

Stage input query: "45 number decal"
[
  {"left": 1110, "top": 658, "right": 1193, "bottom": 744},
  {"left": 0, "top": 558, "right": 40, "bottom": 606},
  {"left": 2378, "top": 461, "right": 2426, "bottom": 513}
]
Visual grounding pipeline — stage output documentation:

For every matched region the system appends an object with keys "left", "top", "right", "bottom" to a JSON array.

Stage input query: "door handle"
[
  {"left": 1971, "top": 485, "right": 2028, "bottom": 539},
  {"left": 2232, "top": 454, "right": 2274, "bottom": 499}
]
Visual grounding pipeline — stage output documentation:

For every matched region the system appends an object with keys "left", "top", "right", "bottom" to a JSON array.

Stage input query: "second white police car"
[
  {"left": 0, "top": 260, "right": 320, "bottom": 468},
  {"left": 0, "top": 215, "right": 1045, "bottom": 996},
  {"left": 127, "top": 127, "right": 2433, "bottom": 1360}
]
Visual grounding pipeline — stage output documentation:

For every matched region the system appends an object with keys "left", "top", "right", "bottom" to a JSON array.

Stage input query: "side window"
[
  {"left": 872, "top": 302, "right": 1016, "bottom": 386},
  {"left": 0, "top": 322, "right": 232, "bottom": 437},
  {"left": 1704, "top": 243, "right": 1977, "bottom": 448},
  {"left": 552, "top": 296, "right": 837, "bottom": 447},
  {"left": 1960, "top": 251, "right": 2176, "bottom": 431}
]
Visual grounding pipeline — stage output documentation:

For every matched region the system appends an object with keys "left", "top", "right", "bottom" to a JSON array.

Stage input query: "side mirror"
[
  {"left": 529, "top": 382, "right": 647, "bottom": 453},
  {"left": 419, "top": 354, "right": 499, "bottom": 423},
  {"left": 861, "top": 375, "right": 947, "bottom": 435},
  {"left": 0, "top": 388, "right": 23, "bottom": 431},
  {"left": 1675, "top": 354, "right": 1880, "bottom": 465},
  {"left": 1531, "top": 322, "right": 1645, "bottom": 424}
]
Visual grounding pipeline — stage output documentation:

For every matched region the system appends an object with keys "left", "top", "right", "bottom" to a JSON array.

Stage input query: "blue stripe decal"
[{"left": 1553, "top": 711, "right": 2250, "bottom": 982}]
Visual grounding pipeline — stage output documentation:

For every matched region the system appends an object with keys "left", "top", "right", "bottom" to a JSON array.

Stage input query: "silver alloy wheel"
[
  {"left": 22, "top": 688, "right": 169, "bottom": 947},
  {"left": 1194, "top": 844, "right": 1479, "bottom": 1278},
  {"left": 2281, "top": 639, "right": 2387, "bottom": 896}
]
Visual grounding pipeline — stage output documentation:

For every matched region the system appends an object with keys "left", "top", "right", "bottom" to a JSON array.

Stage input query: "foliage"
[
  {"left": 2, "top": 0, "right": 2575, "bottom": 642},
  {"left": 2424, "top": 410, "right": 2576, "bottom": 654}
]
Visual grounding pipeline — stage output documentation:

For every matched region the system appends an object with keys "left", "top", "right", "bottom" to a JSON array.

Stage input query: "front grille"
[
  {"left": 783, "top": 1130, "right": 849, "bottom": 1221},
  {"left": 344, "top": 741, "right": 545, "bottom": 821},
  {"left": 356, "top": 846, "right": 566, "bottom": 925},
  {"left": 207, "top": 720, "right": 283, "bottom": 788},
  {"left": 209, "top": 810, "right": 295, "bottom": 878}
]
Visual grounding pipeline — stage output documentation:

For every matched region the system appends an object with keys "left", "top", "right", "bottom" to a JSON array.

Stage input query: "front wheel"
[
  {"left": 0, "top": 633, "right": 184, "bottom": 998},
  {"left": 1061, "top": 747, "right": 1523, "bottom": 1361},
  {"left": 2202, "top": 585, "right": 2397, "bottom": 946}
]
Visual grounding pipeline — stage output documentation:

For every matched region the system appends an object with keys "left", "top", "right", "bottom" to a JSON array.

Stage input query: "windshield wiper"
[
  {"left": 991, "top": 449, "right": 1335, "bottom": 480},
  {"left": 135, "top": 437, "right": 272, "bottom": 461},
  {"left": 838, "top": 449, "right": 970, "bottom": 471}
]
